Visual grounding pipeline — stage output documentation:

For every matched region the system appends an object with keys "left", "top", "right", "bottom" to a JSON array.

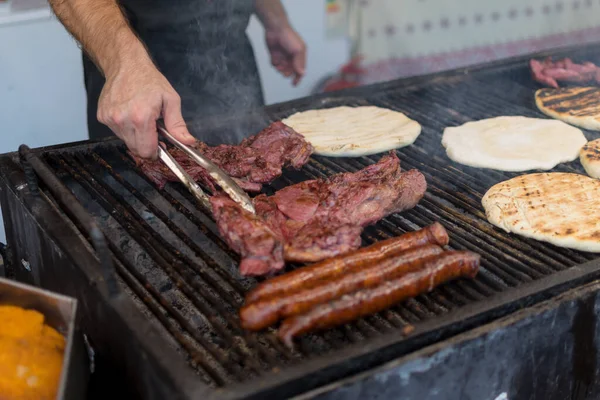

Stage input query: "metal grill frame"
[{"left": 3, "top": 42, "right": 600, "bottom": 399}]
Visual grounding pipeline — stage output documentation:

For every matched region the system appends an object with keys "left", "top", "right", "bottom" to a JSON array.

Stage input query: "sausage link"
[
  {"left": 240, "top": 244, "right": 443, "bottom": 331},
  {"left": 245, "top": 223, "right": 449, "bottom": 304},
  {"left": 278, "top": 251, "right": 480, "bottom": 348}
]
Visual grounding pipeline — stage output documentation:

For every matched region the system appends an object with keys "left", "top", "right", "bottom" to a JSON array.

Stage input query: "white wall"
[
  {"left": 0, "top": 11, "right": 89, "bottom": 245},
  {"left": 0, "top": 14, "right": 88, "bottom": 150},
  {"left": 0, "top": 0, "right": 349, "bottom": 244}
]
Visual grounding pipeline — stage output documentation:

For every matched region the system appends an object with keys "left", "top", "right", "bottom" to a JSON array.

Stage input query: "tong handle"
[{"left": 157, "top": 146, "right": 212, "bottom": 211}]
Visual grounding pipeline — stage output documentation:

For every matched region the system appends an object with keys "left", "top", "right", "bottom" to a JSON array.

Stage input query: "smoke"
[
  {"left": 176, "top": 0, "right": 270, "bottom": 145},
  {"left": 121, "top": 1, "right": 271, "bottom": 144}
]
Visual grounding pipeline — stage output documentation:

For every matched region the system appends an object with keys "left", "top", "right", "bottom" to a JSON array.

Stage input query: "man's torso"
[{"left": 84, "top": 0, "right": 266, "bottom": 144}]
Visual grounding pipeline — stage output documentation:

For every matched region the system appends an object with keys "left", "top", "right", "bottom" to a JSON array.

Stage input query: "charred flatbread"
[
  {"left": 535, "top": 87, "right": 600, "bottom": 131},
  {"left": 580, "top": 138, "right": 600, "bottom": 178},
  {"left": 482, "top": 172, "right": 600, "bottom": 252},
  {"left": 282, "top": 106, "right": 421, "bottom": 157}
]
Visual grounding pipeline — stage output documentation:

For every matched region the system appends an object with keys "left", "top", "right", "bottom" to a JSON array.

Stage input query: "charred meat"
[
  {"left": 210, "top": 196, "right": 285, "bottom": 276},
  {"left": 131, "top": 121, "right": 313, "bottom": 192},
  {"left": 211, "top": 152, "right": 427, "bottom": 276}
]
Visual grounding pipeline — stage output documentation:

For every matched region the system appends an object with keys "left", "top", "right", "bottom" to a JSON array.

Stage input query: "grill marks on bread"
[
  {"left": 580, "top": 139, "right": 600, "bottom": 178},
  {"left": 536, "top": 87, "right": 600, "bottom": 130},
  {"left": 482, "top": 173, "right": 600, "bottom": 252}
]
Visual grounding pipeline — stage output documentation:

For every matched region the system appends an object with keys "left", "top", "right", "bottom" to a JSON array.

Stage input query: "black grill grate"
[{"left": 25, "top": 46, "right": 600, "bottom": 397}]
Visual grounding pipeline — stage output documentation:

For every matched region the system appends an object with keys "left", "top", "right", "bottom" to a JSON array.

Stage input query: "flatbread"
[
  {"left": 441, "top": 116, "right": 587, "bottom": 171},
  {"left": 580, "top": 138, "right": 600, "bottom": 178},
  {"left": 535, "top": 87, "right": 600, "bottom": 131},
  {"left": 482, "top": 173, "right": 600, "bottom": 252},
  {"left": 282, "top": 106, "right": 421, "bottom": 157}
]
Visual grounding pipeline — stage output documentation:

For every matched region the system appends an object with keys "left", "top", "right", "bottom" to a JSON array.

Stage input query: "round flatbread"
[
  {"left": 535, "top": 87, "right": 600, "bottom": 131},
  {"left": 441, "top": 116, "right": 587, "bottom": 171},
  {"left": 482, "top": 173, "right": 600, "bottom": 252},
  {"left": 580, "top": 138, "right": 600, "bottom": 178},
  {"left": 282, "top": 106, "right": 421, "bottom": 157}
]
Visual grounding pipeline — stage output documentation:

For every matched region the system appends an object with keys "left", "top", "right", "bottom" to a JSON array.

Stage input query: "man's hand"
[
  {"left": 97, "top": 60, "right": 196, "bottom": 158},
  {"left": 266, "top": 26, "right": 306, "bottom": 86},
  {"left": 48, "top": 0, "right": 195, "bottom": 159},
  {"left": 254, "top": 0, "right": 306, "bottom": 86}
]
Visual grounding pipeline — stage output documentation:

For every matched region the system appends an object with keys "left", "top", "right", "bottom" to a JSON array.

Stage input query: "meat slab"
[
  {"left": 210, "top": 151, "right": 427, "bottom": 276},
  {"left": 211, "top": 196, "right": 285, "bottom": 275},
  {"left": 530, "top": 57, "right": 600, "bottom": 88},
  {"left": 131, "top": 121, "right": 313, "bottom": 192}
]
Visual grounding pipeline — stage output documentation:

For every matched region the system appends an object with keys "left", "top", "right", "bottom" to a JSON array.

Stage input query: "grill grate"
[{"left": 25, "top": 46, "right": 600, "bottom": 396}]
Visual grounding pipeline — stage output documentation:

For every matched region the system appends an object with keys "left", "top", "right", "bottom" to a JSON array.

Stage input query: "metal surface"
[
  {"left": 0, "top": 276, "right": 87, "bottom": 400},
  {"left": 157, "top": 121, "right": 255, "bottom": 214},
  {"left": 2, "top": 43, "right": 600, "bottom": 399},
  {"left": 18, "top": 144, "right": 119, "bottom": 298},
  {"left": 300, "top": 280, "right": 600, "bottom": 400},
  {"left": 0, "top": 156, "right": 207, "bottom": 400},
  {"left": 157, "top": 146, "right": 212, "bottom": 212},
  {"left": 0, "top": 242, "right": 7, "bottom": 277}
]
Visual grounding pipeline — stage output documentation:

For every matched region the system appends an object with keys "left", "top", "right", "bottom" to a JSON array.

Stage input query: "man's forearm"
[
  {"left": 49, "top": 0, "right": 151, "bottom": 77},
  {"left": 254, "top": 0, "right": 290, "bottom": 31}
]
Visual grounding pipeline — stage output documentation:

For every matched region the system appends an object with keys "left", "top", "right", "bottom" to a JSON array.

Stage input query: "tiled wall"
[{"left": 328, "top": 0, "right": 600, "bottom": 83}]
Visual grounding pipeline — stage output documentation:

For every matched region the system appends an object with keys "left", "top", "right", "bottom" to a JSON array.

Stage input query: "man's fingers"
[
  {"left": 117, "top": 124, "right": 143, "bottom": 159},
  {"left": 98, "top": 108, "right": 140, "bottom": 153},
  {"left": 162, "top": 93, "right": 196, "bottom": 145},
  {"left": 132, "top": 115, "right": 159, "bottom": 160},
  {"left": 279, "top": 65, "right": 293, "bottom": 77},
  {"left": 271, "top": 51, "right": 285, "bottom": 68},
  {"left": 292, "top": 74, "right": 301, "bottom": 86},
  {"left": 269, "top": 30, "right": 306, "bottom": 86},
  {"left": 274, "top": 58, "right": 295, "bottom": 78},
  {"left": 292, "top": 50, "right": 306, "bottom": 85},
  {"left": 96, "top": 61, "right": 192, "bottom": 159}
]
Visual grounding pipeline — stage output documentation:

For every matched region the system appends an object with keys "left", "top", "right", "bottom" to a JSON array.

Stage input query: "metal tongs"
[{"left": 156, "top": 121, "right": 255, "bottom": 214}]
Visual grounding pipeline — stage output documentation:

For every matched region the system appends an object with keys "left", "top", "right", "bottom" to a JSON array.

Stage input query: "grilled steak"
[
  {"left": 131, "top": 121, "right": 313, "bottom": 192},
  {"left": 270, "top": 153, "right": 428, "bottom": 229},
  {"left": 210, "top": 196, "right": 285, "bottom": 276},
  {"left": 211, "top": 152, "right": 427, "bottom": 276}
]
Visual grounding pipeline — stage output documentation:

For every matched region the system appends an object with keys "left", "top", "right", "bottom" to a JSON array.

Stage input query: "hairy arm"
[
  {"left": 48, "top": 0, "right": 149, "bottom": 77},
  {"left": 254, "top": 0, "right": 307, "bottom": 85},
  {"left": 254, "top": 0, "right": 290, "bottom": 31},
  {"left": 48, "top": 0, "right": 195, "bottom": 158}
]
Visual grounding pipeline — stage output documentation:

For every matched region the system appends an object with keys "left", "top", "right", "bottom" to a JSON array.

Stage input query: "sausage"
[
  {"left": 277, "top": 251, "right": 480, "bottom": 348},
  {"left": 240, "top": 244, "right": 443, "bottom": 331},
  {"left": 245, "top": 223, "right": 449, "bottom": 304}
]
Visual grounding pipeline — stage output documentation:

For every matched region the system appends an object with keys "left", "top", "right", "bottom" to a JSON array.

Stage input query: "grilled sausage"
[
  {"left": 245, "top": 223, "right": 449, "bottom": 304},
  {"left": 240, "top": 245, "right": 443, "bottom": 331},
  {"left": 278, "top": 251, "right": 480, "bottom": 348}
]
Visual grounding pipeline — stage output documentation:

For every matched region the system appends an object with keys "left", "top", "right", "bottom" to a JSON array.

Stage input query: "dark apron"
[{"left": 83, "top": 0, "right": 266, "bottom": 145}]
